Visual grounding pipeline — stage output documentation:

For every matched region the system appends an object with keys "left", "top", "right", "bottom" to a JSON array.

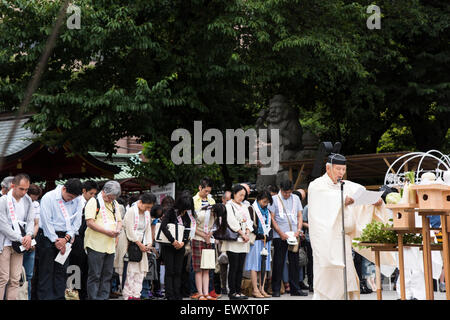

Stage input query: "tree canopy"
[{"left": 0, "top": 0, "right": 448, "bottom": 190}]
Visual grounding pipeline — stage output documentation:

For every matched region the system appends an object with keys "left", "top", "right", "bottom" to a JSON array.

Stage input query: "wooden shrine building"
[{"left": 0, "top": 115, "right": 120, "bottom": 192}]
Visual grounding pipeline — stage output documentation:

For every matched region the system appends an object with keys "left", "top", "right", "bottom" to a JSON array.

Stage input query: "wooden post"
[
  {"left": 293, "top": 164, "right": 305, "bottom": 190},
  {"left": 398, "top": 233, "right": 406, "bottom": 300},
  {"left": 421, "top": 215, "right": 434, "bottom": 300},
  {"left": 375, "top": 250, "right": 382, "bottom": 300},
  {"left": 440, "top": 214, "right": 450, "bottom": 300},
  {"left": 289, "top": 166, "right": 293, "bottom": 182},
  {"left": 383, "top": 157, "right": 396, "bottom": 174}
]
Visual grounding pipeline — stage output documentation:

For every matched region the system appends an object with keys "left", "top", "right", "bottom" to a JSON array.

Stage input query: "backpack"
[{"left": 79, "top": 198, "right": 116, "bottom": 237}]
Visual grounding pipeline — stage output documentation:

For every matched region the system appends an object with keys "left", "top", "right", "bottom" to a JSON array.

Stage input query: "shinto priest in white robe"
[{"left": 308, "top": 172, "right": 397, "bottom": 300}]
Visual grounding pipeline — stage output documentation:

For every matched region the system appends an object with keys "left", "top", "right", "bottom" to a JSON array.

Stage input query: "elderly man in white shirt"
[{"left": 0, "top": 174, "right": 35, "bottom": 300}]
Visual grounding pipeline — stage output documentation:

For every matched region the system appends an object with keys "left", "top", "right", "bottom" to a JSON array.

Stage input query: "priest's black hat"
[{"left": 327, "top": 153, "right": 347, "bottom": 165}]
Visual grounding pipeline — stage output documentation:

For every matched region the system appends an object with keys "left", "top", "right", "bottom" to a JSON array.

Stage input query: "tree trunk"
[{"left": 220, "top": 164, "right": 233, "bottom": 191}]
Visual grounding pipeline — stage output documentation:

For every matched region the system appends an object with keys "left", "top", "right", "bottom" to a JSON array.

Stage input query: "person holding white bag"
[
  {"left": 116, "top": 193, "right": 155, "bottom": 300},
  {"left": 192, "top": 203, "right": 223, "bottom": 300},
  {"left": 37, "top": 178, "right": 83, "bottom": 300}
]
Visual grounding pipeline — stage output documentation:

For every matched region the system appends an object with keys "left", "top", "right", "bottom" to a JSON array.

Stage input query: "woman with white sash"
[
  {"left": 245, "top": 189, "right": 273, "bottom": 298},
  {"left": 117, "top": 193, "right": 155, "bottom": 300},
  {"left": 221, "top": 184, "right": 252, "bottom": 300},
  {"left": 192, "top": 203, "right": 223, "bottom": 300}
]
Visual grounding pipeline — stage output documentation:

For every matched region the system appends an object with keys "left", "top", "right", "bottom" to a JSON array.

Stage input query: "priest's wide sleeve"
[{"left": 343, "top": 208, "right": 355, "bottom": 234}]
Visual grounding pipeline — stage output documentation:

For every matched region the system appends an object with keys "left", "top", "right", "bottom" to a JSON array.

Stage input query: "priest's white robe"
[{"left": 308, "top": 173, "right": 396, "bottom": 300}]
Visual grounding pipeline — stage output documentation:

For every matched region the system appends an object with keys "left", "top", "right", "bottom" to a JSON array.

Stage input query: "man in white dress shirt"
[{"left": 0, "top": 174, "right": 35, "bottom": 300}]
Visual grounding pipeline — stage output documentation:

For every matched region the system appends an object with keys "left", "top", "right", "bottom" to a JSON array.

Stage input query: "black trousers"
[
  {"left": 272, "top": 238, "right": 300, "bottom": 294},
  {"left": 152, "top": 257, "right": 161, "bottom": 292},
  {"left": 161, "top": 244, "right": 185, "bottom": 300},
  {"left": 31, "top": 251, "right": 39, "bottom": 300},
  {"left": 69, "top": 233, "right": 88, "bottom": 300},
  {"left": 227, "top": 251, "right": 246, "bottom": 295},
  {"left": 305, "top": 240, "right": 314, "bottom": 287},
  {"left": 353, "top": 250, "right": 363, "bottom": 280},
  {"left": 181, "top": 253, "right": 191, "bottom": 297},
  {"left": 36, "top": 229, "right": 69, "bottom": 300}
]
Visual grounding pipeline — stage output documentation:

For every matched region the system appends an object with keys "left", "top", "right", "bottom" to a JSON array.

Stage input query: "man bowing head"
[{"left": 308, "top": 153, "right": 383, "bottom": 300}]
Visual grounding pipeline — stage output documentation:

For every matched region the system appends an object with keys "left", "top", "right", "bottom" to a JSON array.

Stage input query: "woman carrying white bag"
[
  {"left": 115, "top": 193, "right": 156, "bottom": 300},
  {"left": 192, "top": 203, "right": 224, "bottom": 300}
]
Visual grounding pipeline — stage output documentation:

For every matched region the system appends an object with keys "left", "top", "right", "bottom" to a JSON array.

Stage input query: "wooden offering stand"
[
  {"left": 389, "top": 203, "right": 416, "bottom": 229},
  {"left": 357, "top": 242, "right": 396, "bottom": 300},
  {"left": 359, "top": 237, "right": 442, "bottom": 301},
  {"left": 407, "top": 184, "right": 450, "bottom": 300},
  {"left": 385, "top": 203, "right": 419, "bottom": 301}
]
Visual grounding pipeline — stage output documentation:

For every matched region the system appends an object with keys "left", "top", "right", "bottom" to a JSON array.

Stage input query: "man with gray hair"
[
  {"left": 221, "top": 191, "right": 231, "bottom": 205},
  {"left": 84, "top": 180, "right": 122, "bottom": 300},
  {"left": 1, "top": 176, "right": 14, "bottom": 196}
]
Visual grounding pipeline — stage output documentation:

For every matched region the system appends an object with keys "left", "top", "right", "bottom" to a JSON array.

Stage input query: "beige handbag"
[
  {"left": 288, "top": 237, "right": 300, "bottom": 253},
  {"left": 200, "top": 248, "right": 216, "bottom": 269},
  {"left": 18, "top": 267, "right": 28, "bottom": 300},
  {"left": 65, "top": 288, "right": 80, "bottom": 300}
]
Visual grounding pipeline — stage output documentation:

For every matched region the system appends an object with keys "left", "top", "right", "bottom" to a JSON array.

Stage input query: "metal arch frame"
[
  {"left": 384, "top": 151, "right": 450, "bottom": 186},
  {"left": 416, "top": 150, "right": 450, "bottom": 181},
  {"left": 384, "top": 152, "right": 423, "bottom": 185}
]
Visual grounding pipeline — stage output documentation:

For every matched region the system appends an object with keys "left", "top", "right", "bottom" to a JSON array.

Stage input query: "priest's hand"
[
  {"left": 344, "top": 196, "right": 354, "bottom": 206},
  {"left": 374, "top": 199, "right": 383, "bottom": 206}
]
